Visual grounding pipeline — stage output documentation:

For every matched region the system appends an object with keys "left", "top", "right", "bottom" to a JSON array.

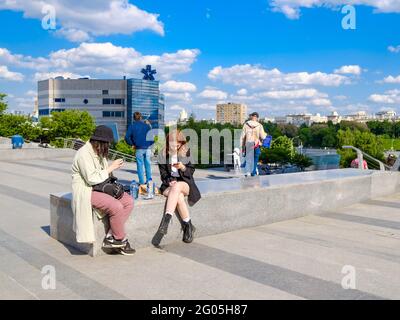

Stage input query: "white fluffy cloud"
[
  {"left": 309, "top": 98, "right": 332, "bottom": 106},
  {"left": 259, "top": 88, "right": 327, "bottom": 99},
  {"left": 388, "top": 45, "right": 400, "bottom": 53},
  {"left": 369, "top": 90, "right": 400, "bottom": 104},
  {"left": 160, "top": 80, "right": 197, "bottom": 92},
  {"left": 0, "top": 48, "right": 48, "bottom": 70},
  {"left": 169, "top": 104, "right": 185, "bottom": 111},
  {"left": 0, "top": 0, "right": 164, "bottom": 42},
  {"left": 34, "top": 71, "right": 83, "bottom": 82},
  {"left": 259, "top": 88, "right": 332, "bottom": 107},
  {"left": 0, "top": 43, "right": 200, "bottom": 80},
  {"left": 193, "top": 103, "right": 216, "bottom": 110},
  {"left": 164, "top": 92, "right": 193, "bottom": 103},
  {"left": 55, "top": 28, "right": 91, "bottom": 42},
  {"left": 0, "top": 65, "right": 24, "bottom": 81},
  {"left": 208, "top": 64, "right": 349, "bottom": 89},
  {"left": 270, "top": 0, "right": 400, "bottom": 19},
  {"left": 198, "top": 88, "right": 228, "bottom": 100},
  {"left": 237, "top": 88, "right": 248, "bottom": 95},
  {"left": 334, "top": 65, "right": 362, "bottom": 75},
  {"left": 382, "top": 75, "right": 400, "bottom": 84},
  {"left": 6, "top": 90, "right": 37, "bottom": 111}
]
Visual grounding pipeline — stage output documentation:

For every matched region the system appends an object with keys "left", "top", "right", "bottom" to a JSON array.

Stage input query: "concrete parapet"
[
  {"left": 50, "top": 169, "right": 400, "bottom": 256},
  {"left": 0, "top": 148, "right": 76, "bottom": 161}
]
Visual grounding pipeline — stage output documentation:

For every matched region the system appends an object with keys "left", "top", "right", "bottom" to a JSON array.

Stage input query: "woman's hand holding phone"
[
  {"left": 108, "top": 159, "right": 124, "bottom": 173},
  {"left": 172, "top": 162, "right": 185, "bottom": 170}
]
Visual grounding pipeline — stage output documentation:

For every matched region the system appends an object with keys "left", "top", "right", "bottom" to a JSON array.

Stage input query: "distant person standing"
[
  {"left": 125, "top": 112, "right": 154, "bottom": 187},
  {"left": 240, "top": 112, "right": 267, "bottom": 177},
  {"left": 351, "top": 158, "right": 368, "bottom": 170}
]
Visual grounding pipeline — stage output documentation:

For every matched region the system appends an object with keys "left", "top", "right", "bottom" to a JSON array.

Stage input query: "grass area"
[{"left": 381, "top": 138, "right": 400, "bottom": 151}]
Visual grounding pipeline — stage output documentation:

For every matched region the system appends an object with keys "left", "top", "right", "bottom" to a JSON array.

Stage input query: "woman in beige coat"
[{"left": 71, "top": 125, "right": 135, "bottom": 255}]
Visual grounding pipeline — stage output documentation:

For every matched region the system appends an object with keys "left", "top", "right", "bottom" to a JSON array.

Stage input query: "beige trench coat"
[
  {"left": 240, "top": 120, "right": 267, "bottom": 148},
  {"left": 71, "top": 141, "right": 109, "bottom": 243}
]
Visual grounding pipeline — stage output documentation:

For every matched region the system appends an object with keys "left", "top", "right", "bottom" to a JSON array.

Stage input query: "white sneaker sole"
[
  {"left": 118, "top": 249, "right": 136, "bottom": 256},
  {"left": 102, "top": 242, "right": 126, "bottom": 249}
]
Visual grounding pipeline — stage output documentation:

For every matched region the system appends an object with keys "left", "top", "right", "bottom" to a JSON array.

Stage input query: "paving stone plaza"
[{"left": 0, "top": 150, "right": 399, "bottom": 300}]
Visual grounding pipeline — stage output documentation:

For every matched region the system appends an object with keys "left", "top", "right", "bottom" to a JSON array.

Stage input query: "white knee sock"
[
  {"left": 183, "top": 217, "right": 191, "bottom": 223},
  {"left": 166, "top": 211, "right": 173, "bottom": 216}
]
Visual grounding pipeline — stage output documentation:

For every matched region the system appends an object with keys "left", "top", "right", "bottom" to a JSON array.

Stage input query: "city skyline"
[{"left": 0, "top": 1, "right": 399, "bottom": 121}]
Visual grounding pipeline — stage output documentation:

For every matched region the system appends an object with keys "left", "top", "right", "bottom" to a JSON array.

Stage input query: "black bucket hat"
[
  {"left": 91, "top": 125, "right": 114, "bottom": 143},
  {"left": 250, "top": 112, "right": 259, "bottom": 118}
]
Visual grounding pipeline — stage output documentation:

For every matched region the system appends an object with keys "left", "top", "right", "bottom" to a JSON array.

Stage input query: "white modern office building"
[
  {"left": 37, "top": 67, "right": 165, "bottom": 140},
  {"left": 38, "top": 77, "right": 127, "bottom": 138}
]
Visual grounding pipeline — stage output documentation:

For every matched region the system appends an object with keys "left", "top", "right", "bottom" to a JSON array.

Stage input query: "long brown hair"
[
  {"left": 90, "top": 139, "right": 110, "bottom": 159},
  {"left": 165, "top": 129, "right": 188, "bottom": 157}
]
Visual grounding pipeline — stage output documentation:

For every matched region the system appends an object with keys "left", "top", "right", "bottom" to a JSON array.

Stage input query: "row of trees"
[
  {"left": 259, "top": 135, "right": 313, "bottom": 170},
  {"left": 366, "top": 120, "right": 400, "bottom": 137},
  {"left": 262, "top": 120, "right": 386, "bottom": 167},
  {"left": 0, "top": 94, "right": 96, "bottom": 145},
  {"left": 175, "top": 116, "right": 313, "bottom": 169},
  {"left": 1, "top": 92, "right": 388, "bottom": 169}
]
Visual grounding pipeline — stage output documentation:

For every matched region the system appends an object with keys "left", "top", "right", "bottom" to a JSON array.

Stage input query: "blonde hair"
[{"left": 164, "top": 129, "right": 188, "bottom": 157}]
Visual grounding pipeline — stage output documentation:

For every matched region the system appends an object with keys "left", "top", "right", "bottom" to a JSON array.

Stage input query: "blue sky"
[{"left": 0, "top": 0, "right": 399, "bottom": 120}]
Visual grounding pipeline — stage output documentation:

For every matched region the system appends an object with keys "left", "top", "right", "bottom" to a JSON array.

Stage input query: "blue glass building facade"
[{"left": 127, "top": 78, "right": 165, "bottom": 129}]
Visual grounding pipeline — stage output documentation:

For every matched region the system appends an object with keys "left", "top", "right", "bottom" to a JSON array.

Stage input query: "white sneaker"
[{"left": 244, "top": 172, "right": 251, "bottom": 177}]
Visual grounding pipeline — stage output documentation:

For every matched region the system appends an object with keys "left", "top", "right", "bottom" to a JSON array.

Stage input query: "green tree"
[
  {"left": 291, "top": 153, "right": 313, "bottom": 171},
  {"left": 299, "top": 127, "right": 312, "bottom": 147},
  {"left": 261, "top": 148, "right": 292, "bottom": 165},
  {"left": 393, "top": 122, "right": 400, "bottom": 138},
  {"left": 114, "top": 139, "right": 134, "bottom": 157},
  {"left": 40, "top": 110, "right": 96, "bottom": 145},
  {"left": 336, "top": 128, "right": 384, "bottom": 167},
  {"left": 0, "top": 93, "right": 7, "bottom": 114},
  {"left": 321, "top": 129, "right": 337, "bottom": 148},
  {"left": 260, "top": 135, "right": 295, "bottom": 165},
  {"left": 366, "top": 120, "right": 393, "bottom": 136},
  {"left": 263, "top": 121, "right": 282, "bottom": 138},
  {"left": 0, "top": 114, "right": 27, "bottom": 137},
  {"left": 19, "top": 121, "right": 43, "bottom": 141},
  {"left": 277, "top": 123, "right": 298, "bottom": 138},
  {"left": 271, "top": 135, "right": 295, "bottom": 157},
  {"left": 339, "top": 121, "right": 369, "bottom": 132}
]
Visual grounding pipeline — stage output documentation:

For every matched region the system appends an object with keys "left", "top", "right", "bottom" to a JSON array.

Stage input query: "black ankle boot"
[
  {"left": 159, "top": 213, "right": 172, "bottom": 235},
  {"left": 152, "top": 213, "right": 172, "bottom": 247},
  {"left": 182, "top": 220, "right": 195, "bottom": 243}
]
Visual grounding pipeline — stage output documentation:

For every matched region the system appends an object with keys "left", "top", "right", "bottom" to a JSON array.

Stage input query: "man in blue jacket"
[{"left": 125, "top": 112, "right": 154, "bottom": 186}]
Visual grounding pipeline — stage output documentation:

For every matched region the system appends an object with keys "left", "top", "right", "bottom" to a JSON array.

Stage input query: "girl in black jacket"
[{"left": 152, "top": 129, "right": 201, "bottom": 247}]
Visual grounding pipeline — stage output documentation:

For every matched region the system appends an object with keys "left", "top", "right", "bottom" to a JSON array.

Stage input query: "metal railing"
[
  {"left": 59, "top": 138, "right": 136, "bottom": 162},
  {"left": 342, "top": 146, "right": 392, "bottom": 171}
]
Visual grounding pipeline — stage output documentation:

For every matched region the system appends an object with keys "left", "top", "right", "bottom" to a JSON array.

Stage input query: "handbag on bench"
[{"left": 92, "top": 175, "right": 124, "bottom": 199}]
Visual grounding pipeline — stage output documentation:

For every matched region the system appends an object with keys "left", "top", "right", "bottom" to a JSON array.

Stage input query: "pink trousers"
[{"left": 91, "top": 191, "right": 134, "bottom": 240}]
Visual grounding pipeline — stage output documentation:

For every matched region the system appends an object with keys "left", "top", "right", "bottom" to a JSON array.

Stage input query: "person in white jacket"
[
  {"left": 240, "top": 112, "right": 267, "bottom": 177},
  {"left": 71, "top": 125, "right": 135, "bottom": 256}
]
